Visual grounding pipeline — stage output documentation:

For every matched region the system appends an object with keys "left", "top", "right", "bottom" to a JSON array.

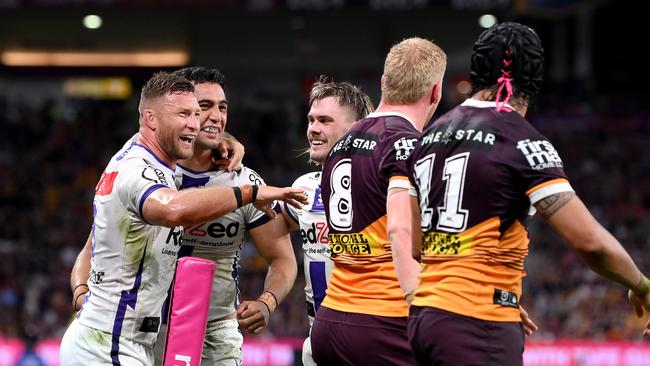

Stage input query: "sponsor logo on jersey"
[
  {"left": 89, "top": 269, "right": 104, "bottom": 284},
  {"left": 422, "top": 231, "right": 473, "bottom": 255},
  {"left": 394, "top": 137, "right": 417, "bottom": 160},
  {"left": 247, "top": 170, "right": 264, "bottom": 186},
  {"left": 95, "top": 171, "right": 118, "bottom": 195},
  {"left": 141, "top": 165, "right": 168, "bottom": 186},
  {"left": 185, "top": 222, "right": 240, "bottom": 238},
  {"left": 301, "top": 222, "right": 328, "bottom": 245},
  {"left": 166, "top": 226, "right": 184, "bottom": 246},
  {"left": 516, "top": 139, "right": 564, "bottom": 170},
  {"left": 310, "top": 186, "right": 325, "bottom": 212},
  {"left": 329, "top": 233, "right": 372, "bottom": 256},
  {"left": 330, "top": 131, "right": 378, "bottom": 157},
  {"left": 493, "top": 289, "right": 519, "bottom": 308},
  {"left": 422, "top": 128, "right": 496, "bottom": 146}
]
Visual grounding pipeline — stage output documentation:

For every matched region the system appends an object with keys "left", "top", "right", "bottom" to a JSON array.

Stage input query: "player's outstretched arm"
[
  {"left": 70, "top": 231, "right": 92, "bottom": 311},
  {"left": 535, "top": 192, "right": 650, "bottom": 337},
  {"left": 237, "top": 214, "right": 297, "bottom": 334},
  {"left": 213, "top": 132, "right": 245, "bottom": 172},
  {"left": 387, "top": 188, "right": 421, "bottom": 304},
  {"left": 143, "top": 185, "right": 307, "bottom": 227}
]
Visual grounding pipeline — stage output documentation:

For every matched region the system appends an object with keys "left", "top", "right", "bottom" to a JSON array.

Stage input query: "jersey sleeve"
[
  {"left": 115, "top": 159, "right": 174, "bottom": 221},
  {"left": 507, "top": 131, "right": 574, "bottom": 210},
  {"left": 380, "top": 121, "right": 419, "bottom": 191},
  {"left": 239, "top": 167, "right": 279, "bottom": 229},
  {"left": 283, "top": 177, "right": 304, "bottom": 225}
]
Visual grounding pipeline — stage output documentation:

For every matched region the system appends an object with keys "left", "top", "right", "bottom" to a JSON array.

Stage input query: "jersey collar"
[
  {"left": 461, "top": 98, "right": 514, "bottom": 110},
  {"left": 366, "top": 111, "right": 417, "bottom": 130}
]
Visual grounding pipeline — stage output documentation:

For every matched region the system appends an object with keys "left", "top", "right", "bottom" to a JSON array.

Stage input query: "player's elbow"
[
  {"left": 152, "top": 202, "right": 186, "bottom": 227},
  {"left": 272, "top": 252, "right": 298, "bottom": 281},
  {"left": 388, "top": 225, "right": 411, "bottom": 247},
  {"left": 570, "top": 226, "right": 608, "bottom": 257}
]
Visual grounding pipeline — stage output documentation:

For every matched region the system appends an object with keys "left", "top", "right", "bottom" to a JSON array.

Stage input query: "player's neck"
[
  {"left": 472, "top": 90, "right": 528, "bottom": 117},
  {"left": 137, "top": 128, "right": 176, "bottom": 169},
  {"left": 178, "top": 148, "right": 215, "bottom": 172},
  {"left": 375, "top": 101, "right": 429, "bottom": 132}
]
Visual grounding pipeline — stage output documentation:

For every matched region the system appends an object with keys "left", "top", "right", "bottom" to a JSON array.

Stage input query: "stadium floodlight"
[
  {"left": 478, "top": 14, "right": 497, "bottom": 29},
  {"left": 83, "top": 15, "right": 103, "bottom": 29}
]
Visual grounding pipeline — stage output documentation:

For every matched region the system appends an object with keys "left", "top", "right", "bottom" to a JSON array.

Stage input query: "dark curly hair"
[
  {"left": 173, "top": 66, "right": 226, "bottom": 90},
  {"left": 470, "top": 22, "right": 544, "bottom": 103}
]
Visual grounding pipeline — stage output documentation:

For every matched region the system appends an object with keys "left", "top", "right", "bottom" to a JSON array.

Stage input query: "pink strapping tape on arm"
[{"left": 163, "top": 256, "right": 215, "bottom": 366}]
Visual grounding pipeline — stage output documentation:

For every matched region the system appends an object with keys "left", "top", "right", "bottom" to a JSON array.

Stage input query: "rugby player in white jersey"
[
  {"left": 158, "top": 66, "right": 297, "bottom": 365},
  {"left": 60, "top": 72, "right": 307, "bottom": 366},
  {"left": 280, "top": 77, "right": 374, "bottom": 366}
]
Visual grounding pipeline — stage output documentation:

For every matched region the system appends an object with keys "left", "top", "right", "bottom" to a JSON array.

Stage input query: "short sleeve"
[
  {"left": 507, "top": 134, "right": 574, "bottom": 209},
  {"left": 380, "top": 121, "right": 419, "bottom": 191},
  {"left": 239, "top": 167, "right": 279, "bottom": 229},
  {"left": 283, "top": 178, "right": 303, "bottom": 225},
  {"left": 115, "top": 160, "right": 173, "bottom": 221}
]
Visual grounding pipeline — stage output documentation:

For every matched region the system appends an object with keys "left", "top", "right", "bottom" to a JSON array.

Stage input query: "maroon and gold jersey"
[
  {"left": 320, "top": 112, "right": 419, "bottom": 317},
  {"left": 409, "top": 99, "right": 574, "bottom": 322}
]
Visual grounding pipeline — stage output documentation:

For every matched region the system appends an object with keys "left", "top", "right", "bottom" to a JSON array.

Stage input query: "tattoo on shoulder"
[{"left": 535, "top": 191, "right": 575, "bottom": 219}]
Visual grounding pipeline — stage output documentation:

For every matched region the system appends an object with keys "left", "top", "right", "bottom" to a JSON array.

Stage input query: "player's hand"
[
  {"left": 212, "top": 133, "right": 244, "bottom": 172},
  {"left": 72, "top": 284, "right": 89, "bottom": 312},
  {"left": 236, "top": 300, "right": 271, "bottom": 334},
  {"left": 519, "top": 305, "right": 538, "bottom": 336},
  {"left": 253, "top": 186, "right": 308, "bottom": 218},
  {"left": 628, "top": 289, "right": 650, "bottom": 337}
]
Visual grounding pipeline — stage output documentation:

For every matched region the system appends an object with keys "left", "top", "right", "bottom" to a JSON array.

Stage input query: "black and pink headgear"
[{"left": 470, "top": 22, "right": 544, "bottom": 112}]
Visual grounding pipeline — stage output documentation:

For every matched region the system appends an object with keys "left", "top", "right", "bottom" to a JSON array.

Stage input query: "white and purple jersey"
[
  {"left": 78, "top": 139, "right": 182, "bottom": 349},
  {"left": 174, "top": 164, "right": 274, "bottom": 321},
  {"left": 284, "top": 172, "right": 333, "bottom": 326}
]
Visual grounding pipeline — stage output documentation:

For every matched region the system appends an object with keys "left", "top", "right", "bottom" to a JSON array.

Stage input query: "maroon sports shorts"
[
  {"left": 311, "top": 306, "right": 416, "bottom": 366},
  {"left": 408, "top": 305, "right": 524, "bottom": 366}
]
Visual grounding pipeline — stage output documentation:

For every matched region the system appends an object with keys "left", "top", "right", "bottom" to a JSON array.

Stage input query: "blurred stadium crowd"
[{"left": 0, "top": 86, "right": 648, "bottom": 347}]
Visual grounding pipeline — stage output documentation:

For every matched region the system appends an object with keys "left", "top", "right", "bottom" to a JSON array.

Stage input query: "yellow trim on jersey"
[
  {"left": 414, "top": 217, "right": 529, "bottom": 322},
  {"left": 323, "top": 215, "right": 408, "bottom": 317}
]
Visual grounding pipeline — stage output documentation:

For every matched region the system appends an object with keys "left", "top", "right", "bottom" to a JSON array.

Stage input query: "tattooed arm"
[
  {"left": 535, "top": 192, "right": 650, "bottom": 336},
  {"left": 535, "top": 192, "right": 641, "bottom": 288}
]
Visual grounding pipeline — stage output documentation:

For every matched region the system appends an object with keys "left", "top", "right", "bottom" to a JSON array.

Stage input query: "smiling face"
[
  {"left": 306, "top": 96, "right": 356, "bottom": 164},
  {"left": 193, "top": 82, "right": 228, "bottom": 151},
  {"left": 155, "top": 91, "right": 201, "bottom": 160}
]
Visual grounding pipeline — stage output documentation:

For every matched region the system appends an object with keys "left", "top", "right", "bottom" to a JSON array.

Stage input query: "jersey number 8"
[{"left": 328, "top": 159, "right": 353, "bottom": 231}]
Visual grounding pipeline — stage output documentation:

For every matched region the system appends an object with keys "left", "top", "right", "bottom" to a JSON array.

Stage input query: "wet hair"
[
  {"left": 309, "top": 75, "right": 375, "bottom": 121},
  {"left": 470, "top": 22, "right": 544, "bottom": 105},
  {"left": 138, "top": 72, "right": 194, "bottom": 114},
  {"left": 382, "top": 37, "right": 447, "bottom": 105},
  {"left": 173, "top": 66, "right": 227, "bottom": 89}
]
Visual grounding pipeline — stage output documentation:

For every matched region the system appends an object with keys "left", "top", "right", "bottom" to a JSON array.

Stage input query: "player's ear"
[
  {"left": 141, "top": 108, "right": 157, "bottom": 130},
  {"left": 429, "top": 81, "right": 441, "bottom": 106}
]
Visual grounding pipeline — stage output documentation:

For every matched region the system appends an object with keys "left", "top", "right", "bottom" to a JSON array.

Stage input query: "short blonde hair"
[{"left": 381, "top": 37, "right": 447, "bottom": 105}]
